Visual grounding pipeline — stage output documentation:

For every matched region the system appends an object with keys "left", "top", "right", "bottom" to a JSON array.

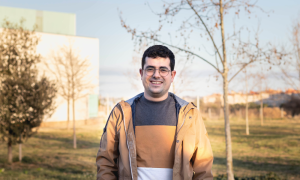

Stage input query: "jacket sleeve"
[
  {"left": 96, "top": 106, "right": 121, "bottom": 180},
  {"left": 192, "top": 109, "right": 214, "bottom": 180}
]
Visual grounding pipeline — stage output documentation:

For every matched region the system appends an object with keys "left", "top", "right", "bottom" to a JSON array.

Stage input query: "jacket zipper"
[
  {"left": 173, "top": 106, "right": 194, "bottom": 178},
  {"left": 176, "top": 107, "right": 194, "bottom": 136},
  {"left": 119, "top": 105, "right": 134, "bottom": 180}
]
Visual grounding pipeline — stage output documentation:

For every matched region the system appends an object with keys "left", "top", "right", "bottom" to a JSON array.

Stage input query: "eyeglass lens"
[{"left": 145, "top": 67, "right": 169, "bottom": 77}]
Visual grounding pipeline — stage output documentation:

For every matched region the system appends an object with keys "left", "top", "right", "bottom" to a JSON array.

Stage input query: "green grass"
[
  {"left": 0, "top": 119, "right": 299, "bottom": 179},
  {"left": 0, "top": 125, "right": 102, "bottom": 180},
  {"left": 208, "top": 119, "right": 300, "bottom": 179}
]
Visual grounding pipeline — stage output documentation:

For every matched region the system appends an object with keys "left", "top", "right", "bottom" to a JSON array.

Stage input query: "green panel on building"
[
  {"left": 0, "top": 6, "right": 76, "bottom": 36},
  {"left": 89, "top": 94, "right": 99, "bottom": 118},
  {"left": 43, "top": 11, "right": 76, "bottom": 35},
  {"left": 0, "top": 6, "right": 36, "bottom": 30}
]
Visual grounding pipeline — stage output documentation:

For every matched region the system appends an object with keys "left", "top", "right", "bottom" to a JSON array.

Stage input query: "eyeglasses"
[{"left": 144, "top": 67, "right": 171, "bottom": 77}]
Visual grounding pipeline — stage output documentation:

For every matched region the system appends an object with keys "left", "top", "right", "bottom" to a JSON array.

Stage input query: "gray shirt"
[
  {"left": 135, "top": 94, "right": 177, "bottom": 126},
  {"left": 134, "top": 94, "right": 177, "bottom": 180}
]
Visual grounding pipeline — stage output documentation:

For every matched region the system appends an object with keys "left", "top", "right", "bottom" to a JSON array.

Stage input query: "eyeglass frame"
[{"left": 143, "top": 66, "right": 172, "bottom": 77}]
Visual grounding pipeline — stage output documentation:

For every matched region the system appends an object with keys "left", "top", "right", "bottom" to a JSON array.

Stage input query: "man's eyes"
[
  {"left": 146, "top": 68, "right": 168, "bottom": 71},
  {"left": 146, "top": 68, "right": 154, "bottom": 71}
]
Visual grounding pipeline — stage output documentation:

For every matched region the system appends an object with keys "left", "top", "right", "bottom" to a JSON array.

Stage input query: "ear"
[
  {"left": 139, "top": 68, "right": 143, "bottom": 80},
  {"left": 171, "top": 70, "right": 176, "bottom": 82}
]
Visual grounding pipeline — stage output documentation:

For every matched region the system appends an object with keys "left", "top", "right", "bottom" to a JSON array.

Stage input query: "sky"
[{"left": 0, "top": 0, "right": 300, "bottom": 98}]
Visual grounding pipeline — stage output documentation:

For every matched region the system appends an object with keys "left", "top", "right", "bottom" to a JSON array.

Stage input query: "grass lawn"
[
  {"left": 209, "top": 119, "right": 300, "bottom": 179},
  {"left": 0, "top": 119, "right": 299, "bottom": 179}
]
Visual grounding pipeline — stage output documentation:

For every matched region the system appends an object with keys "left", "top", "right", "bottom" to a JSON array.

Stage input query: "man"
[{"left": 96, "top": 45, "right": 213, "bottom": 180}]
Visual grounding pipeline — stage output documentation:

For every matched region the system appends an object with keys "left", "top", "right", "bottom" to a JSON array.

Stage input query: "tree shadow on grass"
[
  {"left": 208, "top": 124, "right": 300, "bottom": 149},
  {"left": 18, "top": 166, "right": 96, "bottom": 180},
  {"left": 46, "top": 164, "right": 87, "bottom": 174},
  {"left": 35, "top": 134, "right": 99, "bottom": 149},
  {"left": 213, "top": 156, "right": 300, "bottom": 177}
]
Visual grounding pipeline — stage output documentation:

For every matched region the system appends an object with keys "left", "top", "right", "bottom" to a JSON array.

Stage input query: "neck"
[{"left": 144, "top": 92, "right": 169, "bottom": 102}]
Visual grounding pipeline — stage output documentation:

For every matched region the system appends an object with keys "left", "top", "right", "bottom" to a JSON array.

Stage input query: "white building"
[{"left": 0, "top": 6, "right": 99, "bottom": 122}]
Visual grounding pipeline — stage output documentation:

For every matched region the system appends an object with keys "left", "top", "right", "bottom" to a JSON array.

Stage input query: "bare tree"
[
  {"left": 244, "top": 69, "right": 250, "bottom": 135},
  {"left": 232, "top": 66, "right": 259, "bottom": 135},
  {"left": 45, "top": 42, "right": 94, "bottom": 149},
  {"left": 45, "top": 51, "right": 72, "bottom": 130},
  {"left": 172, "top": 58, "right": 197, "bottom": 95},
  {"left": 119, "top": 1, "right": 281, "bottom": 178},
  {"left": 257, "top": 67, "right": 268, "bottom": 126},
  {"left": 244, "top": 69, "right": 259, "bottom": 135},
  {"left": 232, "top": 21, "right": 281, "bottom": 133},
  {"left": 279, "top": 18, "right": 300, "bottom": 90},
  {"left": 234, "top": 26, "right": 273, "bottom": 128},
  {"left": 292, "top": 19, "right": 300, "bottom": 88}
]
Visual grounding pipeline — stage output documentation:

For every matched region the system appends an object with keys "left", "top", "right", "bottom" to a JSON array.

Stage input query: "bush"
[
  {"left": 13, "top": 156, "right": 19, "bottom": 162},
  {"left": 22, "top": 156, "right": 35, "bottom": 164}
]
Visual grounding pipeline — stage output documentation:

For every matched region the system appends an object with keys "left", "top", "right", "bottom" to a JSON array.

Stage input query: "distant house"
[
  {"left": 202, "top": 89, "right": 300, "bottom": 107},
  {"left": 203, "top": 93, "right": 223, "bottom": 104}
]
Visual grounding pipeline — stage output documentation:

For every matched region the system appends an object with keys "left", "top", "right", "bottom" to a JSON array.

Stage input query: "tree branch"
[
  {"left": 137, "top": 35, "right": 221, "bottom": 74},
  {"left": 228, "top": 60, "right": 253, "bottom": 83},
  {"left": 187, "top": 0, "right": 224, "bottom": 63}
]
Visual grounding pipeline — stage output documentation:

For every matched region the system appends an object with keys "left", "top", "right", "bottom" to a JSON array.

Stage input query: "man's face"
[{"left": 139, "top": 57, "right": 176, "bottom": 99}]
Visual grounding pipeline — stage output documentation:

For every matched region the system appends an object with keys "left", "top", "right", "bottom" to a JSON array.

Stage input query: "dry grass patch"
[{"left": 0, "top": 119, "right": 299, "bottom": 179}]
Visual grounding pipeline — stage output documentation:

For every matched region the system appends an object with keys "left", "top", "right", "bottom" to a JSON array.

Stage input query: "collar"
[{"left": 125, "top": 92, "right": 189, "bottom": 108}]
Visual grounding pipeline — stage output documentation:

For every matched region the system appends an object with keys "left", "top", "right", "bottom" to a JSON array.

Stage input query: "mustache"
[{"left": 149, "top": 78, "right": 164, "bottom": 82}]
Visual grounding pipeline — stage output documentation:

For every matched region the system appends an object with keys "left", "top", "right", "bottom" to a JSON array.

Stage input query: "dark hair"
[{"left": 141, "top": 45, "right": 175, "bottom": 71}]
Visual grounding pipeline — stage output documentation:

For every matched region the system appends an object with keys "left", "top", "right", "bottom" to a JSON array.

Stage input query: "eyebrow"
[{"left": 145, "top": 65, "right": 169, "bottom": 69}]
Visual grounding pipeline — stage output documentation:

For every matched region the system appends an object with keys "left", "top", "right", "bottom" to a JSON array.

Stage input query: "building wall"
[
  {"left": 0, "top": 6, "right": 99, "bottom": 122},
  {"left": 36, "top": 32, "right": 99, "bottom": 122}
]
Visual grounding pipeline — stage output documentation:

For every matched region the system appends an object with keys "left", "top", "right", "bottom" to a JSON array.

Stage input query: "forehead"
[{"left": 144, "top": 57, "right": 170, "bottom": 68}]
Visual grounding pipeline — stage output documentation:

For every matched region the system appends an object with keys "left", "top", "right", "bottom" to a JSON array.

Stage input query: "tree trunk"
[
  {"left": 259, "top": 79, "right": 264, "bottom": 126},
  {"left": 220, "top": 0, "right": 234, "bottom": 179},
  {"left": 239, "top": 109, "right": 242, "bottom": 121},
  {"left": 245, "top": 97, "right": 249, "bottom": 135},
  {"left": 8, "top": 142, "right": 12, "bottom": 163},
  {"left": 19, "top": 135, "right": 22, "bottom": 162},
  {"left": 19, "top": 143, "right": 22, "bottom": 162},
  {"left": 222, "top": 73, "right": 234, "bottom": 180},
  {"left": 245, "top": 71, "right": 249, "bottom": 135},
  {"left": 67, "top": 98, "right": 70, "bottom": 130},
  {"left": 73, "top": 98, "right": 77, "bottom": 149},
  {"left": 260, "top": 92, "right": 264, "bottom": 126}
]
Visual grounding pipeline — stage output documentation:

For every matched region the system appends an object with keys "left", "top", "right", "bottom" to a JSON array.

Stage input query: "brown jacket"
[{"left": 96, "top": 93, "right": 213, "bottom": 180}]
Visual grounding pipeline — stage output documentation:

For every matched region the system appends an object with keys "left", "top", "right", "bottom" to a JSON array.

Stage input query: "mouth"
[{"left": 150, "top": 81, "right": 163, "bottom": 85}]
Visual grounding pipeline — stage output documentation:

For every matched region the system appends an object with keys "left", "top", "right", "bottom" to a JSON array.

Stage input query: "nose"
[{"left": 152, "top": 69, "right": 161, "bottom": 78}]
